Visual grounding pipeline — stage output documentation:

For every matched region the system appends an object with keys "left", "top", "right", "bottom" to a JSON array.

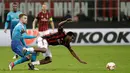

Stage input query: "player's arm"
[
  {"left": 57, "top": 18, "right": 72, "bottom": 32},
  {"left": 22, "top": 32, "right": 36, "bottom": 39},
  {"left": 32, "top": 18, "right": 38, "bottom": 31},
  {"left": 20, "top": 38, "right": 28, "bottom": 47},
  {"left": 4, "top": 13, "right": 11, "bottom": 33},
  {"left": 49, "top": 17, "right": 55, "bottom": 32},
  {"left": 58, "top": 18, "right": 72, "bottom": 27},
  {"left": 66, "top": 45, "right": 87, "bottom": 64}
]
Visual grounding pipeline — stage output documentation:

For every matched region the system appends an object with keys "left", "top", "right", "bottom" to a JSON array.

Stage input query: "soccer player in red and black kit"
[
  {"left": 28, "top": 18, "right": 87, "bottom": 70},
  {"left": 32, "top": 3, "right": 54, "bottom": 37}
]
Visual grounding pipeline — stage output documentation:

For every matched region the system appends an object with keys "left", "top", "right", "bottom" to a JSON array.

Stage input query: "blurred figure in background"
[
  {"left": 28, "top": 11, "right": 34, "bottom": 27},
  {"left": 64, "top": 10, "right": 72, "bottom": 20},
  {"left": 4, "top": 2, "right": 22, "bottom": 59},
  {"left": 76, "top": 10, "right": 87, "bottom": 22},
  {"left": 32, "top": 3, "right": 55, "bottom": 37}
]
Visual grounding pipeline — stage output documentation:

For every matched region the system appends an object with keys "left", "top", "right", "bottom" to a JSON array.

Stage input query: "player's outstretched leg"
[{"left": 28, "top": 57, "right": 52, "bottom": 70}]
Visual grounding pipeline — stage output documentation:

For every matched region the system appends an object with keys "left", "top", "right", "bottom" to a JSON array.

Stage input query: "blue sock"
[
  {"left": 31, "top": 52, "right": 37, "bottom": 62},
  {"left": 14, "top": 57, "right": 29, "bottom": 66}
]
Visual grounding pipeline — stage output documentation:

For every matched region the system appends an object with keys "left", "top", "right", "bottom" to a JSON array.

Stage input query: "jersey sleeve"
[
  {"left": 19, "top": 25, "right": 36, "bottom": 39},
  {"left": 22, "top": 33, "right": 36, "bottom": 39},
  {"left": 4, "top": 13, "right": 11, "bottom": 29},
  {"left": 6, "top": 13, "right": 11, "bottom": 22}
]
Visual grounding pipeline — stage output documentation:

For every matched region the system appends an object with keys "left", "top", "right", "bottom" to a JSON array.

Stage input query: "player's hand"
[
  {"left": 4, "top": 29, "right": 7, "bottom": 33},
  {"left": 79, "top": 60, "right": 87, "bottom": 64}
]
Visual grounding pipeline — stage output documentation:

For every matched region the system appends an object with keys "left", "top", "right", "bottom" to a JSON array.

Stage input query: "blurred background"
[{"left": 0, "top": 0, "right": 130, "bottom": 28}]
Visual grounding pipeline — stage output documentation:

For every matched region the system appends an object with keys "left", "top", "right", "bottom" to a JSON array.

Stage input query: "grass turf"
[{"left": 0, "top": 45, "right": 130, "bottom": 73}]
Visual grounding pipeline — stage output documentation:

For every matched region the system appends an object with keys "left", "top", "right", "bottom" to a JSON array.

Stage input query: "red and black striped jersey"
[
  {"left": 36, "top": 11, "right": 52, "bottom": 31},
  {"left": 42, "top": 27, "right": 71, "bottom": 49}
]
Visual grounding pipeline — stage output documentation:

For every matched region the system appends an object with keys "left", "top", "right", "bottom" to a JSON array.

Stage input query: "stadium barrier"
[{"left": 0, "top": 28, "right": 130, "bottom": 46}]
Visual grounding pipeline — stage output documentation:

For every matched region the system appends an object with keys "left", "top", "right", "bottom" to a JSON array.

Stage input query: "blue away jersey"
[{"left": 4, "top": 11, "right": 22, "bottom": 29}]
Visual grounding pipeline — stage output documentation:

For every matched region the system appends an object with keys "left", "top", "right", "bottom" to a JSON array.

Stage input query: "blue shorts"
[{"left": 11, "top": 40, "right": 25, "bottom": 57}]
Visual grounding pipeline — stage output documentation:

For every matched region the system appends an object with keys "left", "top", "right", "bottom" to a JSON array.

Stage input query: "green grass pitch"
[{"left": 0, "top": 45, "right": 130, "bottom": 73}]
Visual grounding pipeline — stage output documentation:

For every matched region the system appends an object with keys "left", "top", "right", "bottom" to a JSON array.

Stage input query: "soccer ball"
[{"left": 106, "top": 62, "right": 116, "bottom": 70}]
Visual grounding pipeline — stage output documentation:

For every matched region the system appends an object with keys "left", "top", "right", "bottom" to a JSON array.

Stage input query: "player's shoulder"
[
  {"left": 7, "top": 11, "right": 13, "bottom": 15},
  {"left": 13, "top": 23, "right": 21, "bottom": 30},
  {"left": 15, "top": 23, "right": 22, "bottom": 28}
]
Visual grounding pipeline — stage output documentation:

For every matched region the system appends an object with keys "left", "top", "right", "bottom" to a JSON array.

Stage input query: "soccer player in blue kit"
[
  {"left": 9, "top": 14, "right": 46, "bottom": 70},
  {"left": 4, "top": 2, "right": 22, "bottom": 59}
]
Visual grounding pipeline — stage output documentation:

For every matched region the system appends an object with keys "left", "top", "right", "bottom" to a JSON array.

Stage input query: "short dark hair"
[
  {"left": 66, "top": 31, "right": 75, "bottom": 37},
  {"left": 19, "top": 14, "right": 27, "bottom": 19}
]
